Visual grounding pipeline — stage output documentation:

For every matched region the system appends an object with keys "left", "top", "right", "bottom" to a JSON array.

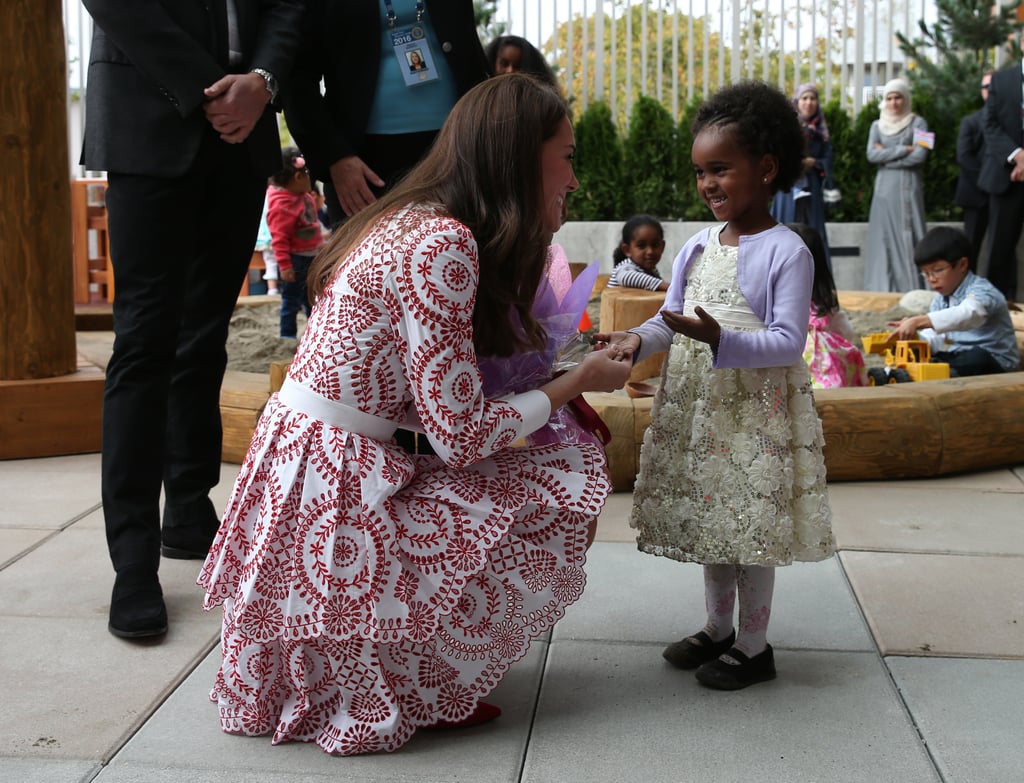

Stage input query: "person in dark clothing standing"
[
  {"left": 955, "top": 72, "right": 993, "bottom": 267},
  {"left": 978, "top": 61, "right": 1024, "bottom": 300},
  {"left": 284, "top": 0, "right": 488, "bottom": 227},
  {"left": 81, "top": 0, "right": 304, "bottom": 639}
]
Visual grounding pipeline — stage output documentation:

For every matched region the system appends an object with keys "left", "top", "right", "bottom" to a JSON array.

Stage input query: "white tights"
[{"left": 701, "top": 564, "right": 775, "bottom": 657}]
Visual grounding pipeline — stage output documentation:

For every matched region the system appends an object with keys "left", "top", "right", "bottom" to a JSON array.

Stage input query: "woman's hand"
[
  {"left": 660, "top": 306, "right": 721, "bottom": 348},
  {"left": 538, "top": 347, "right": 631, "bottom": 411},
  {"left": 573, "top": 348, "right": 633, "bottom": 392}
]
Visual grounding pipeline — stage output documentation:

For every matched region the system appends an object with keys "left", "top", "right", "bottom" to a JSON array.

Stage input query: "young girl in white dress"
[{"left": 596, "top": 82, "right": 834, "bottom": 690}]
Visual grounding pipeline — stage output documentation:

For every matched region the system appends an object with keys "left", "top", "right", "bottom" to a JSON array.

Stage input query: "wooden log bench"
[{"left": 590, "top": 287, "right": 1024, "bottom": 489}]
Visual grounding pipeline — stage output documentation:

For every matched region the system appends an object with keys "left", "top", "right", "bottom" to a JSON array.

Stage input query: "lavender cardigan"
[{"left": 631, "top": 224, "right": 813, "bottom": 369}]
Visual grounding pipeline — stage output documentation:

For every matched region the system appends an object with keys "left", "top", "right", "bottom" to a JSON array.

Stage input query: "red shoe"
[{"left": 421, "top": 701, "right": 502, "bottom": 730}]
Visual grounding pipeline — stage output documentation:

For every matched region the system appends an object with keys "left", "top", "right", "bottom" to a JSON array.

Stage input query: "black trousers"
[
  {"left": 985, "top": 184, "right": 1024, "bottom": 300},
  {"left": 102, "top": 130, "right": 266, "bottom": 574},
  {"left": 961, "top": 204, "right": 989, "bottom": 271},
  {"left": 933, "top": 348, "right": 1004, "bottom": 377}
]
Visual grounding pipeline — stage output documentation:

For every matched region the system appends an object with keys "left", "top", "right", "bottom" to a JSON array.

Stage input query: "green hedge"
[{"left": 571, "top": 94, "right": 968, "bottom": 223}]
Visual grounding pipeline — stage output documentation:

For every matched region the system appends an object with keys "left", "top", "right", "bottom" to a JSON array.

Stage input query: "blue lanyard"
[{"left": 383, "top": 0, "right": 425, "bottom": 28}]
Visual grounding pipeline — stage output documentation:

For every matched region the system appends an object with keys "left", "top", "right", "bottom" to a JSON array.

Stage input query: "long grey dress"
[{"left": 863, "top": 116, "right": 930, "bottom": 292}]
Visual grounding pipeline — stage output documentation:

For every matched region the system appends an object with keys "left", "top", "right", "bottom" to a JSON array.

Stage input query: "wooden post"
[
  {"left": 0, "top": 1, "right": 104, "bottom": 459},
  {"left": 0, "top": 0, "right": 77, "bottom": 380}
]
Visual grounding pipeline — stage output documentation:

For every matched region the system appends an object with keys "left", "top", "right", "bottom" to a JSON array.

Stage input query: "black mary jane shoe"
[
  {"left": 108, "top": 567, "right": 168, "bottom": 639},
  {"left": 694, "top": 644, "right": 777, "bottom": 690},
  {"left": 662, "top": 629, "right": 736, "bottom": 670}
]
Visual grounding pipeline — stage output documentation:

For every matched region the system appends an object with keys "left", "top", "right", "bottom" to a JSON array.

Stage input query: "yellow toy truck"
[{"left": 860, "top": 333, "right": 951, "bottom": 385}]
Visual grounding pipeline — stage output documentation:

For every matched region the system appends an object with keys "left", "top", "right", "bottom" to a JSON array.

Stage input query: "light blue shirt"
[
  {"left": 366, "top": 0, "right": 459, "bottom": 134},
  {"left": 928, "top": 271, "right": 1020, "bottom": 371}
]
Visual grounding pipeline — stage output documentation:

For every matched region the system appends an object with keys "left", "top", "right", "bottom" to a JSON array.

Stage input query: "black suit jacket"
[
  {"left": 955, "top": 109, "right": 988, "bottom": 207},
  {"left": 81, "top": 0, "right": 304, "bottom": 179},
  {"left": 283, "top": 0, "right": 488, "bottom": 183},
  {"left": 979, "top": 63, "right": 1024, "bottom": 196}
]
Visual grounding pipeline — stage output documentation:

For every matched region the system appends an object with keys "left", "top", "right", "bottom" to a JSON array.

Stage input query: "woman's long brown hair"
[{"left": 308, "top": 74, "right": 569, "bottom": 357}]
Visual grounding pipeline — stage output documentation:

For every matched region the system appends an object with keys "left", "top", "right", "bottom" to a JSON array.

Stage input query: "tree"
[
  {"left": 674, "top": 95, "right": 707, "bottom": 220},
  {"left": 474, "top": 0, "right": 506, "bottom": 43},
  {"left": 570, "top": 101, "right": 623, "bottom": 221},
  {"left": 896, "top": 0, "right": 1022, "bottom": 121},
  {"left": 623, "top": 95, "right": 677, "bottom": 217}
]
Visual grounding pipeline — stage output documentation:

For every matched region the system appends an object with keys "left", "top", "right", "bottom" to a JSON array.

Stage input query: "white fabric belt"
[
  {"left": 683, "top": 300, "right": 766, "bottom": 331},
  {"left": 278, "top": 378, "right": 399, "bottom": 441}
]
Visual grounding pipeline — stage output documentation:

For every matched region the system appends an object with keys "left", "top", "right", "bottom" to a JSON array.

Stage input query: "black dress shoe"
[
  {"left": 109, "top": 567, "right": 167, "bottom": 639},
  {"left": 161, "top": 497, "right": 219, "bottom": 559},
  {"left": 695, "top": 644, "right": 777, "bottom": 690},
  {"left": 662, "top": 629, "right": 736, "bottom": 670},
  {"left": 161, "top": 524, "right": 218, "bottom": 559}
]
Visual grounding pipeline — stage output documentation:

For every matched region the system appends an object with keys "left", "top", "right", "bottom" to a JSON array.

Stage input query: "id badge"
[{"left": 391, "top": 24, "right": 440, "bottom": 87}]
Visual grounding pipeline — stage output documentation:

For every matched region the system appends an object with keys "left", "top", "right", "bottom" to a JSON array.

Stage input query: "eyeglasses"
[
  {"left": 920, "top": 264, "right": 952, "bottom": 281},
  {"left": 981, "top": 82, "right": 991, "bottom": 90}
]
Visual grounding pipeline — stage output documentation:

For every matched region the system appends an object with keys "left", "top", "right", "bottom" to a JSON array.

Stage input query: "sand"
[{"left": 225, "top": 294, "right": 911, "bottom": 376}]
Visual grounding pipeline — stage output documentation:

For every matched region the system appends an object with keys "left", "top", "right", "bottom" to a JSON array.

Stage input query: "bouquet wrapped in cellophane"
[{"left": 477, "top": 248, "right": 609, "bottom": 447}]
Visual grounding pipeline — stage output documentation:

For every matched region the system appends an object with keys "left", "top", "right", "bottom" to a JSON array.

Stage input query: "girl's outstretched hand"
[
  {"left": 660, "top": 306, "right": 721, "bottom": 348},
  {"left": 591, "top": 330, "right": 640, "bottom": 362}
]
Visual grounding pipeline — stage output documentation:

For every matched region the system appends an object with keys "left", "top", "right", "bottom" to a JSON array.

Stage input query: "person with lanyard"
[{"left": 284, "top": 0, "right": 489, "bottom": 227}]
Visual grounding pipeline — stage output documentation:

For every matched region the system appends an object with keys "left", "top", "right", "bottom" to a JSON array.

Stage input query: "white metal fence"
[
  {"left": 491, "top": 0, "right": 942, "bottom": 121},
  {"left": 66, "top": 0, "right": 969, "bottom": 174}
]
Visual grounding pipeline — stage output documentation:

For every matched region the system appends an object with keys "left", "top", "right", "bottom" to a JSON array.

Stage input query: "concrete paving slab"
[
  {"left": 0, "top": 527, "right": 54, "bottom": 570},
  {"left": 841, "top": 551, "right": 1024, "bottom": 658},
  {"left": 594, "top": 491, "right": 635, "bottom": 543},
  {"left": 828, "top": 483, "right": 1024, "bottom": 555},
  {"left": 887, "top": 656, "right": 1024, "bottom": 783},
  {"left": 0, "top": 524, "right": 210, "bottom": 621},
  {"left": 100, "top": 641, "right": 548, "bottom": 782},
  {"left": 526, "top": 641, "right": 939, "bottom": 783},
  {"left": 0, "top": 616, "right": 216, "bottom": 762},
  {"left": 0, "top": 758, "right": 100, "bottom": 783},
  {"left": 557, "top": 543, "right": 874, "bottom": 652},
  {"left": 0, "top": 453, "right": 101, "bottom": 530}
]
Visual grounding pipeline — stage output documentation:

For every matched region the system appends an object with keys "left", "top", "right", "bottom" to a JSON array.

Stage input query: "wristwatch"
[{"left": 250, "top": 68, "right": 279, "bottom": 103}]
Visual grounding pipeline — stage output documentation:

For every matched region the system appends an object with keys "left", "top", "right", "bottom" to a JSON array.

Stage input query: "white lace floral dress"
[
  {"left": 630, "top": 228, "right": 834, "bottom": 565},
  {"left": 199, "top": 205, "right": 611, "bottom": 755}
]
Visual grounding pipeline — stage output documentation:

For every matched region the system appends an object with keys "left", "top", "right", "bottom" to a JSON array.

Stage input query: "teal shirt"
[{"left": 366, "top": 0, "right": 459, "bottom": 134}]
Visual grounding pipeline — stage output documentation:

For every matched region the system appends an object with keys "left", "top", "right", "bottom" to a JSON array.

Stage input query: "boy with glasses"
[{"left": 887, "top": 226, "right": 1020, "bottom": 376}]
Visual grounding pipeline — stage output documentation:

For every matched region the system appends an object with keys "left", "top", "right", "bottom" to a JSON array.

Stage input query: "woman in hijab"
[
  {"left": 863, "top": 78, "right": 930, "bottom": 292},
  {"left": 770, "top": 83, "right": 835, "bottom": 268}
]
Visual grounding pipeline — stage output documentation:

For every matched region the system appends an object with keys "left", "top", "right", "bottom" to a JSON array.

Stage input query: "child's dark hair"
[
  {"left": 270, "top": 146, "right": 306, "bottom": 187},
  {"left": 691, "top": 81, "right": 805, "bottom": 194},
  {"left": 787, "top": 222, "right": 837, "bottom": 316},
  {"left": 613, "top": 214, "right": 664, "bottom": 265},
  {"left": 484, "top": 35, "right": 557, "bottom": 86},
  {"left": 913, "top": 226, "right": 973, "bottom": 269}
]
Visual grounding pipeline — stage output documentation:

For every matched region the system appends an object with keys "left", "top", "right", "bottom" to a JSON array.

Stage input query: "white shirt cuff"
[{"left": 502, "top": 389, "right": 552, "bottom": 438}]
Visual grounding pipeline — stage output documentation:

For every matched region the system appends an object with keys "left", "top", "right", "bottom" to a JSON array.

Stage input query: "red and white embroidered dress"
[{"left": 199, "top": 206, "right": 611, "bottom": 756}]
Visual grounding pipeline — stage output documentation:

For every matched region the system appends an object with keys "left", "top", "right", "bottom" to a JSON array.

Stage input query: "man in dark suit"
[
  {"left": 979, "top": 60, "right": 1024, "bottom": 301},
  {"left": 955, "top": 72, "right": 993, "bottom": 267},
  {"left": 283, "top": 0, "right": 488, "bottom": 226},
  {"left": 81, "top": 0, "right": 303, "bottom": 639}
]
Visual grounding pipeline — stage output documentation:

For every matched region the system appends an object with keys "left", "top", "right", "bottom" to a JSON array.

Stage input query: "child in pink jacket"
[{"left": 267, "top": 148, "right": 324, "bottom": 338}]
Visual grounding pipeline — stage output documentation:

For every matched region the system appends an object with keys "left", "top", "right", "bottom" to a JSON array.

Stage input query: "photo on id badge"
[{"left": 393, "top": 25, "right": 438, "bottom": 85}]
